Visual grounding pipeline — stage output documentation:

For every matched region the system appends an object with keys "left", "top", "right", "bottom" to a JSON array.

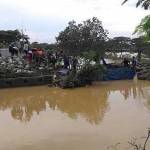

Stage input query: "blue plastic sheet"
[{"left": 103, "top": 67, "right": 136, "bottom": 81}]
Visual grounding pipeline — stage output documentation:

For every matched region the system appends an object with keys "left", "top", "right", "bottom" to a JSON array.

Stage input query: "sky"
[{"left": 0, "top": 0, "right": 149, "bottom": 43}]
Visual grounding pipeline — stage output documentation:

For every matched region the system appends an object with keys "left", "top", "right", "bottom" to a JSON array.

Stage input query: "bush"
[{"left": 59, "top": 64, "right": 105, "bottom": 88}]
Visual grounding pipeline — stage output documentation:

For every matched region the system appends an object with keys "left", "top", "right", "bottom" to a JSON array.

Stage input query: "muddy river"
[{"left": 0, "top": 80, "right": 150, "bottom": 150}]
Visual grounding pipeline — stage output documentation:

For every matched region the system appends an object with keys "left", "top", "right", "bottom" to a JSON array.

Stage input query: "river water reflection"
[{"left": 0, "top": 80, "right": 150, "bottom": 150}]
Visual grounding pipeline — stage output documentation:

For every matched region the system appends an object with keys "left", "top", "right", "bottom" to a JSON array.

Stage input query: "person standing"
[
  {"left": 131, "top": 56, "right": 137, "bottom": 69},
  {"left": 27, "top": 50, "right": 33, "bottom": 64},
  {"left": 63, "top": 55, "right": 70, "bottom": 69},
  {"left": 9, "top": 43, "right": 15, "bottom": 57},
  {"left": 47, "top": 51, "right": 52, "bottom": 67},
  {"left": 123, "top": 58, "right": 130, "bottom": 67},
  {"left": 51, "top": 55, "right": 57, "bottom": 69},
  {"left": 72, "top": 57, "right": 78, "bottom": 72},
  {"left": 23, "top": 42, "right": 29, "bottom": 56},
  {"left": 16, "top": 41, "right": 21, "bottom": 54}
]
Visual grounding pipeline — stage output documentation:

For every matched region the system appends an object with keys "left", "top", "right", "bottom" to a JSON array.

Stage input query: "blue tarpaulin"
[{"left": 103, "top": 67, "right": 136, "bottom": 81}]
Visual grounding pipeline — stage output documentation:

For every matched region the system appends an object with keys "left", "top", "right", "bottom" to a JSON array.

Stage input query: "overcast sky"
[{"left": 0, "top": 0, "right": 149, "bottom": 43}]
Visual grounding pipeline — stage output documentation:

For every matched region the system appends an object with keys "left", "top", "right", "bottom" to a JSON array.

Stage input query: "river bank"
[
  {"left": 0, "top": 56, "right": 53, "bottom": 87},
  {"left": 0, "top": 56, "right": 52, "bottom": 78},
  {"left": 137, "top": 61, "right": 150, "bottom": 80},
  {"left": 0, "top": 50, "right": 149, "bottom": 88}
]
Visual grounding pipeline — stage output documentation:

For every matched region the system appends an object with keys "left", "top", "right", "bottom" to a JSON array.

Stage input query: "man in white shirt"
[{"left": 23, "top": 42, "right": 29, "bottom": 55}]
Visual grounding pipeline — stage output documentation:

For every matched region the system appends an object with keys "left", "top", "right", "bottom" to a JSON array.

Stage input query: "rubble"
[
  {"left": 0, "top": 56, "right": 52, "bottom": 79},
  {"left": 0, "top": 56, "right": 53, "bottom": 88}
]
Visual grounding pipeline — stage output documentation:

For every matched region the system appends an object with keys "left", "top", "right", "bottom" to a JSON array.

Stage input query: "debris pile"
[{"left": 0, "top": 56, "right": 52, "bottom": 79}]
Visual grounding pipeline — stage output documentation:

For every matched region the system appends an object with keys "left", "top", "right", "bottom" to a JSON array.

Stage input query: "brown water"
[{"left": 0, "top": 80, "right": 150, "bottom": 150}]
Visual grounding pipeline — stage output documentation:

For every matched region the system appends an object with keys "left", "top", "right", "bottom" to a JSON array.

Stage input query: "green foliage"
[
  {"left": 122, "top": 0, "right": 150, "bottom": 45},
  {"left": 106, "top": 37, "right": 132, "bottom": 53},
  {"left": 122, "top": 0, "right": 150, "bottom": 10},
  {"left": 131, "top": 37, "right": 150, "bottom": 60},
  {"left": 134, "top": 15, "right": 150, "bottom": 42},
  {"left": 105, "top": 36, "right": 150, "bottom": 59},
  {"left": 77, "top": 64, "right": 105, "bottom": 81},
  {"left": 60, "top": 64, "right": 105, "bottom": 88},
  {"left": 56, "top": 17, "right": 108, "bottom": 56},
  {"left": 0, "top": 30, "right": 22, "bottom": 45},
  {"left": 82, "top": 50, "right": 100, "bottom": 63}
]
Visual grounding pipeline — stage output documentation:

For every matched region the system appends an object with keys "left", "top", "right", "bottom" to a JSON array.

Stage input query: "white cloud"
[{"left": 0, "top": 0, "right": 149, "bottom": 42}]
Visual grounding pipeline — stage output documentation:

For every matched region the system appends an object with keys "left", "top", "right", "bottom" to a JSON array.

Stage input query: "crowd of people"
[
  {"left": 6, "top": 41, "right": 137, "bottom": 72},
  {"left": 9, "top": 41, "right": 29, "bottom": 57},
  {"left": 8, "top": 41, "right": 78, "bottom": 71}
]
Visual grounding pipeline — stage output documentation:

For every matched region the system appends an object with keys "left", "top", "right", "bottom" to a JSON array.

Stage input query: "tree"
[
  {"left": 131, "top": 37, "right": 150, "bottom": 61},
  {"left": 134, "top": 15, "right": 150, "bottom": 42},
  {"left": 56, "top": 17, "right": 108, "bottom": 56},
  {"left": 122, "top": 0, "right": 150, "bottom": 42},
  {"left": 0, "top": 30, "right": 22, "bottom": 45},
  {"left": 106, "top": 37, "right": 132, "bottom": 57},
  {"left": 56, "top": 20, "right": 81, "bottom": 54},
  {"left": 122, "top": 0, "right": 150, "bottom": 10},
  {"left": 122, "top": 0, "right": 150, "bottom": 60},
  {"left": 20, "top": 29, "right": 29, "bottom": 43}
]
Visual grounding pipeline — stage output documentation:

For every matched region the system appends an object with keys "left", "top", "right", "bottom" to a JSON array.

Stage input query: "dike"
[{"left": 0, "top": 75, "right": 52, "bottom": 88}]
